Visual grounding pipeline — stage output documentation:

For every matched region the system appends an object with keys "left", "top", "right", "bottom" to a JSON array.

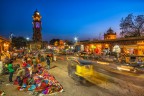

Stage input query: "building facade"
[
  {"left": 0, "top": 36, "right": 10, "bottom": 60},
  {"left": 78, "top": 28, "right": 144, "bottom": 56}
]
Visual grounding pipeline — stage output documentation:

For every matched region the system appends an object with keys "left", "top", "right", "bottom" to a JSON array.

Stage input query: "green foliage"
[
  {"left": 49, "top": 39, "right": 74, "bottom": 45},
  {"left": 49, "top": 39, "right": 60, "bottom": 45},
  {"left": 64, "top": 40, "right": 74, "bottom": 45},
  {"left": 12, "top": 36, "right": 27, "bottom": 49}
]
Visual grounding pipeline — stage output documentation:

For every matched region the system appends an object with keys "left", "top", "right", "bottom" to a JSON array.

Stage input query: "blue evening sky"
[{"left": 0, "top": 0, "right": 144, "bottom": 41}]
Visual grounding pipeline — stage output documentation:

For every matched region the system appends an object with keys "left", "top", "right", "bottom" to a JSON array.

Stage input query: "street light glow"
[
  {"left": 74, "top": 37, "right": 78, "bottom": 42},
  {"left": 26, "top": 37, "right": 29, "bottom": 40},
  {"left": 74, "top": 37, "right": 77, "bottom": 40},
  {"left": 36, "top": 12, "right": 39, "bottom": 15}
]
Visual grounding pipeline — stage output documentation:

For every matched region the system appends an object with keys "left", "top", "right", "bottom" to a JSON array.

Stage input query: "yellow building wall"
[
  {"left": 137, "top": 46, "right": 144, "bottom": 55},
  {"left": 104, "top": 35, "right": 116, "bottom": 40}
]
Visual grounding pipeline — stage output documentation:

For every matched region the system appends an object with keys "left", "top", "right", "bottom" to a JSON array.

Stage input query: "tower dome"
[
  {"left": 32, "top": 9, "right": 42, "bottom": 21},
  {"left": 104, "top": 28, "right": 116, "bottom": 40}
]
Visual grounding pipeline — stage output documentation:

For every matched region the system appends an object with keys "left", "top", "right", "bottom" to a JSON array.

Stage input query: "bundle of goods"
[
  {"left": 14, "top": 64, "right": 63, "bottom": 95},
  {"left": 0, "top": 90, "right": 6, "bottom": 96}
]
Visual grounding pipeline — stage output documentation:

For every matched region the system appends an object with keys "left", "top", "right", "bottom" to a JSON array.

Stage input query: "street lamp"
[
  {"left": 74, "top": 37, "right": 78, "bottom": 43},
  {"left": 26, "top": 37, "right": 30, "bottom": 49},
  {"left": 26, "top": 37, "right": 30, "bottom": 41}
]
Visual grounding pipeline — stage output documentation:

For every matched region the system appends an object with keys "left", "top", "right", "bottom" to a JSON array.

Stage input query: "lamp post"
[
  {"left": 26, "top": 37, "right": 30, "bottom": 41},
  {"left": 26, "top": 37, "right": 30, "bottom": 49},
  {"left": 74, "top": 37, "right": 78, "bottom": 43},
  {"left": 74, "top": 37, "right": 78, "bottom": 52}
]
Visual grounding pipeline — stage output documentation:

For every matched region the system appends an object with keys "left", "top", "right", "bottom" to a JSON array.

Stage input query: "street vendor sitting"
[
  {"left": 37, "top": 64, "right": 44, "bottom": 75},
  {"left": 32, "top": 57, "right": 37, "bottom": 65},
  {"left": 32, "top": 64, "right": 38, "bottom": 74}
]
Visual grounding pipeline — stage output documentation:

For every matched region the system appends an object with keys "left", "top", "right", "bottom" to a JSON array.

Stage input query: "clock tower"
[
  {"left": 27, "top": 10, "right": 48, "bottom": 50},
  {"left": 32, "top": 9, "right": 42, "bottom": 42}
]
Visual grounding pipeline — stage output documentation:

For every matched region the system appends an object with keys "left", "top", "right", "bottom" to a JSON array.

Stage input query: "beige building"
[
  {"left": 0, "top": 36, "right": 10, "bottom": 60},
  {"left": 78, "top": 28, "right": 144, "bottom": 56}
]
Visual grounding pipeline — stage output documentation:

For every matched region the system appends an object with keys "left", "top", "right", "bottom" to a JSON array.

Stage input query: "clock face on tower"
[{"left": 36, "top": 22, "right": 40, "bottom": 28}]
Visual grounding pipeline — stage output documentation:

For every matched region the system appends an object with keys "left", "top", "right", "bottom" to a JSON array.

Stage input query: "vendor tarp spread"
[{"left": 14, "top": 64, "right": 63, "bottom": 95}]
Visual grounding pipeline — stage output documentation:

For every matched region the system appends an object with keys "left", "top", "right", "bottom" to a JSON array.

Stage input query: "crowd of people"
[{"left": 6, "top": 51, "right": 63, "bottom": 95}]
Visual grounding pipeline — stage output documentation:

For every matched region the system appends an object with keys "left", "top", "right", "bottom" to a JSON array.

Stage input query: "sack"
[{"left": 13, "top": 79, "right": 18, "bottom": 85}]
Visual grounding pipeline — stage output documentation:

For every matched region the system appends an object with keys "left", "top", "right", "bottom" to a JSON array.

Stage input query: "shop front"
[
  {"left": 112, "top": 45, "right": 121, "bottom": 57},
  {"left": 137, "top": 41, "right": 144, "bottom": 55},
  {"left": 119, "top": 44, "right": 144, "bottom": 56},
  {"left": 102, "top": 44, "right": 110, "bottom": 55}
]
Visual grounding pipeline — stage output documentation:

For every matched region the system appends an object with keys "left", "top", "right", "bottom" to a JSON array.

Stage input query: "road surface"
[{"left": 0, "top": 55, "right": 144, "bottom": 96}]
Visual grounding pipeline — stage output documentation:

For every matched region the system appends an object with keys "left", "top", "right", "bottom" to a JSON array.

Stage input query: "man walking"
[{"left": 45, "top": 55, "right": 50, "bottom": 69}]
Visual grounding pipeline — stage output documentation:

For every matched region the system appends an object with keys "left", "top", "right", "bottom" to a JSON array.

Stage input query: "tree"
[
  {"left": 12, "top": 36, "right": 27, "bottom": 49},
  {"left": 120, "top": 14, "right": 144, "bottom": 37},
  {"left": 64, "top": 40, "right": 73, "bottom": 45},
  {"left": 49, "top": 39, "right": 60, "bottom": 45}
]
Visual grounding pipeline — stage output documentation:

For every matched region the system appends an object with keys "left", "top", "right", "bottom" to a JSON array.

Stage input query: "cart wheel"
[
  {"left": 81, "top": 79, "right": 87, "bottom": 85},
  {"left": 79, "top": 77, "right": 92, "bottom": 86}
]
